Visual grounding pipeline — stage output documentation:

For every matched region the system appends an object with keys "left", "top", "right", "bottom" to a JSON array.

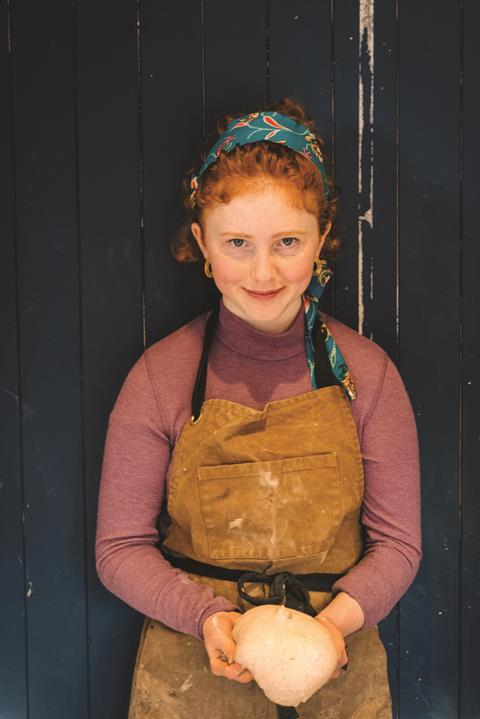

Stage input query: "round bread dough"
[{"left": 232, "top": 604, "right": 338, "bottom": 706}]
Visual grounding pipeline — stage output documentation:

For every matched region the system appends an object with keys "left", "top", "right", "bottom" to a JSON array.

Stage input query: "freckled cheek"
[
  {"left": 279, "top": 262, "right": 313, "bottom": 286},
  {"left": 211, "top": 262, "right": 246, "bottom": 290}
]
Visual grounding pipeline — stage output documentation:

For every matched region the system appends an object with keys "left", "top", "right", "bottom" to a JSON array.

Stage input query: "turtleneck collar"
[{"left": 215, "top": 299, "right": 306, "bottom": 361}]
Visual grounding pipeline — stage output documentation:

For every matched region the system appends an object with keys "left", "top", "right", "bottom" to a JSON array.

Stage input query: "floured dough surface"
[{"left": 232, "top": 604, "right": 338, "bottom": 706}]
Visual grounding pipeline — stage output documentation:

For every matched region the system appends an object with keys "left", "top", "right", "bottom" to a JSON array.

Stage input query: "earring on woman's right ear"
[
  {"left": 204, "top": 260, "right": 213, "bottom": 278},
  {"left": 313, "top": 257, "right": 323, "bottom": 276},
  {"left": 311, "top": 257, "right": 333, "bottom": 287}
]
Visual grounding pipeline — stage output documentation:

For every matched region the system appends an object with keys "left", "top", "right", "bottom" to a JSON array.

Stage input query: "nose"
[{"left": 250, "top": 249, "right": 276, "bottom": 284}]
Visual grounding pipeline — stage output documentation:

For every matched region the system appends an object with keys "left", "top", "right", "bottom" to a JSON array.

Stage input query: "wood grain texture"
[
  {"left": 398, "top": 1, "right": 461, "bottom": 717},
  {"left": 76, "top": 1, "right": 145, "bottom": 717},
  {"left": 461, "top": 2, "right": 480, "bottom": 717},
  {"left": 142, "top": 0, "right": 206, "bottom": 339},
  {"left": 9, "top": 2, "right": 88, "bottom": 716},
  {"left": 0, "top": 1, "right": 27, "bottom": 716}
]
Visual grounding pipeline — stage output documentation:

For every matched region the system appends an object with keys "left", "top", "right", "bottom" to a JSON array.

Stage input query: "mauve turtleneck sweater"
[{"left": 95, "top": 300, "right": 421, "bottom": 641}]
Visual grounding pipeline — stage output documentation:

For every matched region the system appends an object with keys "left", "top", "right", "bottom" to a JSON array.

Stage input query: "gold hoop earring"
[
  {"left": 204, "top": 260, "right": 213, "bottom": 278},
  {"left": 313, "top": 257, "right": 323, "bottom": 276}
]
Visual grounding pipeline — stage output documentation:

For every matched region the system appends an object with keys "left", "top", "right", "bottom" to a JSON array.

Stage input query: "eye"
[
  {"left": 279, "top": 237, "right": 298, "bottom": 247},
  {"left": 228, "top": 238, "right": 246, "bottom": 248}
]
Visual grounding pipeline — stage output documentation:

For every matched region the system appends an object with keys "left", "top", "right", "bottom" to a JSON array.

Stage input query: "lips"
[
  {"left": 244, "top": 288, "right": 283, "bottom": 299},
  {"left": 245, "top": 287, "right": 282, "bottom": 297}
]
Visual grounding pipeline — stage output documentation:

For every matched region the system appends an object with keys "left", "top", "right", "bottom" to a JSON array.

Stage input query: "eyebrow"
[{"left": 219, "top": 230, "right": 307, "bottom": 238}]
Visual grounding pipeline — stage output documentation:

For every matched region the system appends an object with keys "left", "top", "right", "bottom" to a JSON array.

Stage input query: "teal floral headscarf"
[{"left": 189, "top": 111, "right": 330, "bottom": 208}]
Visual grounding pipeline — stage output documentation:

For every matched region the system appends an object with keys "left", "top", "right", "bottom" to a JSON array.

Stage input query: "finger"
[
  {"left": 207, "top": 649, "right": 244, "bottom": 674},
  {"left": 223, "top": 663, "right": 254, "bottom": 684},
  {"left": 210, "top": 635, "right": 237, "bottom": 665},
  {"left": 207, "top": 651, "right": 253, "bottom": 683},
  {"left": 205, "top": 645, "right": 234, "bottom": 668}
]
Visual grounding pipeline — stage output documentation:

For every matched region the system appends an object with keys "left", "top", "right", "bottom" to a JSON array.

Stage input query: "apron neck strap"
[{"left": 190, "top": 302, "right": 340, "bottom": 423}]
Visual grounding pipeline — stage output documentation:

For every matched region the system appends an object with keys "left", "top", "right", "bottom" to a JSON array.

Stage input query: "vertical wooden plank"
[
  {"left": 141, "top": 0, "right": 205, "bottom": 341},
  {"left": 76, "top": 2, "right": 144, "bottom": 718},
  {"left": 461, "top": 2, "right": 480, "bottom": 717},
  {"left": 398, "top": 1, "right": 460, "bottom": 716},
  {"left": 366, "top": 3, "right": 401, "bottom": 715},
  {"left": 332, "top": 0, "right": 359, "bottom": 332},
  {"left": 359, "top": 1, "right": 398, "bottom": 351},
  {"left": 204, "top": 0, "right": 267, "bottom": 135},
  {"left": 0, "top": 3, "right": 27, "bottom": 717},
  {"left": 10, "top": 2, "right": 88, "bottom": 716},
  {"left": 334, "top": 0, "right": 399, "bottom": 342},
  {"left": 269, "top": 0, "right": 334, "bottom": 318}
]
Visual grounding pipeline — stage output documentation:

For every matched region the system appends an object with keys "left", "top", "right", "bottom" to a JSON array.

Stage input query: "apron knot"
[{"left": 237, "top": 570, "right": 318, "bottom": 617}]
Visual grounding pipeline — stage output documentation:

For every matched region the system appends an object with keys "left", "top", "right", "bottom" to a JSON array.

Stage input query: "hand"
[
  {"left": 315, "top": 615, "right": 349, "bottom": 681},
  {"left": 202, "top": 611, "right": 254, "bottom": 684}
]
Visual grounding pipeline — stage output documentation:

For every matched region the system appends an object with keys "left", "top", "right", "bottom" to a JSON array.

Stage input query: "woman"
[{"left": 95, "top": 97, "right": 422, "bottom": 718}]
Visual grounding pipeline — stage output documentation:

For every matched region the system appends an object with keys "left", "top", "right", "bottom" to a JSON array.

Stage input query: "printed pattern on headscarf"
[
  {"left": 189, "top": 111, "right": 330, "bottom": 208},
  {"left": 303, "top": 260, "right": 357, "bottom": 401}
]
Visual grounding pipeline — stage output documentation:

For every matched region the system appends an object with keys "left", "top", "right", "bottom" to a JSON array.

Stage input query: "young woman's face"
[{"left": 191, "top": 183, "right": 331, "bottom": 334}]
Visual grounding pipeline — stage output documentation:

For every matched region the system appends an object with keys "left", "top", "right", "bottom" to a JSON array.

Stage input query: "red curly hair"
[{"left": 171, "top": 96, "right": 341, "bottom": 263}]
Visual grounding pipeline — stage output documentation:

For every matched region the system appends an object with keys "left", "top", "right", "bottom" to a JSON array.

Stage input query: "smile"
[{"left": 244, "top": 288, "right": 283, "bottom": 300}]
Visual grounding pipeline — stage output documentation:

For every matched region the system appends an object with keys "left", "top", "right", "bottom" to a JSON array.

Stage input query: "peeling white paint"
[
  {"left": 358, "top": 0, "right": 375, "bottom": 334},
  {"left": 0, "top": 385, "right": 19, "bottom": 401}
]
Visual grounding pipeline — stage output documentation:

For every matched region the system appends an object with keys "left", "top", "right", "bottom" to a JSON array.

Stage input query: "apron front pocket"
[{"left": 197, "top": 453, "right": 341, "bottom": 561}]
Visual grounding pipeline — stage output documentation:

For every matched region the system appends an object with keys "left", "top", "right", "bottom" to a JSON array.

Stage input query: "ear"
[
  {"left": 191, "top": 222, "right": 208, "bottom": 259},
  {"left": 317, "top": 220, "right": 332, "bottom": 255}
]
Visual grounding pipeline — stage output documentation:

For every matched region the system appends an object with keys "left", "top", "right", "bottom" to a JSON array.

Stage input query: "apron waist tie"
[{"left": 161, "top": 546, "right": 346, "bottom": 719}]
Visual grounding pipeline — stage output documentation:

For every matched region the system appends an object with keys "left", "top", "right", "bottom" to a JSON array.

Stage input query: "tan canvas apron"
[{"left": 128, "top": 307, "right": 392, "bottom": 719}]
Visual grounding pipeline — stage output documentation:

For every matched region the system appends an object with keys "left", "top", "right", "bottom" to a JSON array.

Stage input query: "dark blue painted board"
[
  {"left": 461, "top": 2, "right": 480, "bottom": 717},
  {"left": 0, "top": 2, "right": 28, "bottom": 716},
  {"left": 142, "top": 0, "right": 207, "bottom": 341},
  {"left": 367, "top": 2, "right": 401, "bottom": 715},
  {"left": 398, "top": 1, "right": 461, "bottom": 717},
  {"left": 75, "top": 1, "right": 146, "bottom": 717},
  {"left": 204, "top": 0, "right": 267, "bottom": 133},
  {"left": 10, "top": 3, "right": 88, "bottom": 716},
  {"left": 332, "top": 0, "right": 360, "bottom": 336}
]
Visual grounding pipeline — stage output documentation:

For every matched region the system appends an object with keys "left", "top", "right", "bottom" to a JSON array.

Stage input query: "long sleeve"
[
  {"left": 95, "top": 353, "right": 239, "bottom": 641},
  {"left": 331, "top": 351, "right": 422, "bottom": 628}
]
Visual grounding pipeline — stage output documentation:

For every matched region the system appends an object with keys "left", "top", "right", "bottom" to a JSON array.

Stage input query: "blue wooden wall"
[{"left": 1, "top": 1, "right": 478, "bottom": 717}]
